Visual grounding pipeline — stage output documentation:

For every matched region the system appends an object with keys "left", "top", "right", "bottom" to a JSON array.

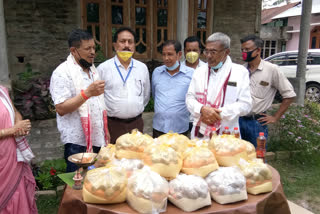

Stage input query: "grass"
[
  {"left": 270, "top": 159, "right": 320, "bottom": 214},
  {"left": 36, "top": 191, "right": 62, "bottom": 214}
]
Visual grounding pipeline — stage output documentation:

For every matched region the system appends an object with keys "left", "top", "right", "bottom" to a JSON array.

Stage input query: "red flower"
[{"left": 50, "top": 167, "right": 56, "bottom": 176}]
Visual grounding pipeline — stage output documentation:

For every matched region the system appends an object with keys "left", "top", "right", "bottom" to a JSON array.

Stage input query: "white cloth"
[
  {"left": 50, "top": 54, "right": 106, "bottom": 147},
  {"left": 97, "top": 56, "right": 150, "bottom": 119},
  {"left": 186, "top": 56, "right": 252, "bottom": 138},
  {"left": 0, "top": 87, "right": 34, "bottom": 163},
  {"left": 181, "top": 59, "right": 207, "bottom": 123},
  {"left": 181, "top": 59, "right": 207, "bottom": 69}
]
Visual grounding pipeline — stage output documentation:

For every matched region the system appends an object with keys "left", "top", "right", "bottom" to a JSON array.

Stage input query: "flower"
[
  {"left": 304, "top": 115, "right": 309, "bottom": 118},
  {"left": 281, "top": 115, "right": 285, "bottom": 119},
  {"left": 298, "top": 124, "right": 304, "bottom": 128},
  {"left": 50, "top": 167, "right": 56, "bottom": 176},
  {"left": 297, "top": 120, "right": 301, "bottom": 123},
  {"left": 288, "top": 131, "right": 294, "bottom": 135}
]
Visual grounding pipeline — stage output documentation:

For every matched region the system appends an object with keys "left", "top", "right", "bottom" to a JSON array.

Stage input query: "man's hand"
[
  {"left": 200, "top": 106, "right": 222, "bottom": 125},
  {"left": 257, "top": 113, "right": 277, "bottom": 126},
  {"left": 84, "top": 80, "right": 105, "bottom": 98}
]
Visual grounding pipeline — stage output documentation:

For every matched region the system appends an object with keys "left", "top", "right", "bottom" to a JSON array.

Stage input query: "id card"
[{"left": 120, "top": 85, "right": 128, "bottom": 97}]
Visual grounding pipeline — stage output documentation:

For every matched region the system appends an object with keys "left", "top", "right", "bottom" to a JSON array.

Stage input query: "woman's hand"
[{"left": 13, "top": 120, "right": 31, "bottom": 136}]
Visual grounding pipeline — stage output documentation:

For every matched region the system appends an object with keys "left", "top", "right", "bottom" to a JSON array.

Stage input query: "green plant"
[
  {"left": 268, "top": 101, "right": 320, "bottom": 164},
  {"left": 144, "top": 97, "right": 154, "bottom": 112},
  {"left": 35, "top": 159, "right": 66, "bottom": 190}
]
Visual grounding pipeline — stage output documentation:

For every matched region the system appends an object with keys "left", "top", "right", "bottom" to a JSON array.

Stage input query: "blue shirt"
[{"left": 152, "top": 64, "right": 194, "bottom": 133}]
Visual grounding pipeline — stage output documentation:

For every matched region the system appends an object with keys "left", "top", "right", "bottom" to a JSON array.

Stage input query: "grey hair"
[{"left": 206, "top": 32, "right": 230, "bottom": 49}]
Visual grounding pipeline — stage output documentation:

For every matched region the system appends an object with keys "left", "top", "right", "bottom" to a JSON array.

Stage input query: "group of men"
[{"left": 50, "top": 27, "right": 296, "bottom": 172}]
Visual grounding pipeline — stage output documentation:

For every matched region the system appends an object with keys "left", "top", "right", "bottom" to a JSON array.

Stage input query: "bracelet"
[{"left": 80, "top": 90, "right": 89, "bottom": 101}]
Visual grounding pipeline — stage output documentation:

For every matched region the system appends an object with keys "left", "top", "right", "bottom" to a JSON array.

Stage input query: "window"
[
  {"left": 269, "top": 55, "right": 287, "bottom": 66},
  {"left": 308, "top": 55, "right": 320, "bottom": 65},
  {"left": 188, "top": 0, "right": 213, "bottom": 48},
  {"left": 81, "top": 0, "right": 177, "bottom": 61},
  {"left": 287, "top": 54, "right": 297, "bottom": 66},
  {"left": 310, "top": 26, "right": 320, "bottom": 49},
  {"left": 262, "top": 40, "right": 277, "bottom": 59}
]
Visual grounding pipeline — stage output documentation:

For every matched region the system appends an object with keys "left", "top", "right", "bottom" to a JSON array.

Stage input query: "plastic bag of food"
[
  {"left": 169, "top": 174, "right": 211, "bottom": 212},
  {"left": 83, "top": 166, "right": 127, "bottom": 204},
  {"left": 127, "top": 167, "right": 169, "bottom": 214},
  {"left": 238, "top": 158, "right": 272, "bottom": 195},
  {"left": 95, "top": 144, "right": 115, "bottom": 167},
  {"left": 182, "top": 145, "right": 219, "bottom": 178},
  {"left": 157, "top": 132, "right": 190, "bottom": 153},
  {"left": 143, "top": 143, "right": 182, "bottom": 180},
  {"left": 107, "top": 158, "right": 144, "bottom": 177},
  {"left": 208, "top": 135, "right": 247, "bottom": 166},
  {"left": 115, "top": 129, "right": 154, "bottom": 160},
  {"left": 205, "top": 167, "right": 247, "bottom": 204},
  {"left": 238, "top": 139, "right": 256, "bottom": 160}
]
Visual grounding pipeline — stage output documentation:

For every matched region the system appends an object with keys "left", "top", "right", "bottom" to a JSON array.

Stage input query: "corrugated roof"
[
  {"left": 272, "top": 0, "right": 320, "bottom": 19},
  {"left": 262, "top": 2, "right": 301, "bottom": 24}
]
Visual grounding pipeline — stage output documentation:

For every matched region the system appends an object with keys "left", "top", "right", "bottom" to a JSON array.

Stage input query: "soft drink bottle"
[
  {"left": 222, "top": 126, "right": 231, "bottom": 135},
  {"left": 256, "top": 132, "right": 266, "bottom": 162},
  {"left": 209, "top": 127, "right": 217, "bottom": 139},
  {"left": 233, "top": 127, "right": 240, "bottom": 138}
]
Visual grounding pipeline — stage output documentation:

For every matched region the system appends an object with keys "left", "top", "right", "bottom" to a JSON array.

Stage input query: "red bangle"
[{"left": 81, "top": 90, "right": 89, "bottom": 100}]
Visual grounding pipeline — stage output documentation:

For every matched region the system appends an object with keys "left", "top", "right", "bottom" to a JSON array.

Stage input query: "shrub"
[
  {"left": 34, "top": 159, "right": 66, "bottom": 190},
  {"left": 268, "top": 101, "right": 320, "bottom": 164}
]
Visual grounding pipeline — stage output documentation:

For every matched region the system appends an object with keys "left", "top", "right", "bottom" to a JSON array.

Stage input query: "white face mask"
[{"left": 166, "top": 61, "right": 180, "bottom": 71}]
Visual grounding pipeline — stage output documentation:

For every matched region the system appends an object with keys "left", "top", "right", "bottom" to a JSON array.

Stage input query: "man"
[
  {"left": 182, "top": 36, "right": 207, "bottom": 132},
  {"left": 152, "top": 40, "right": 194, "bottom": 138},
  {"left": 182, "top": 36, "right": 206, "bottom": 69},
  {"left": 186, "top": 32, "right": 252, "bottom": 139},
  {"left": 240, "top": 35, "right": 296, "bottom": 147},
  {"left": 50, "top": 29, "right": 109, "bottom": 172},
  {"left": 98, "top": 27, "right": 150, "bottom": 143}
]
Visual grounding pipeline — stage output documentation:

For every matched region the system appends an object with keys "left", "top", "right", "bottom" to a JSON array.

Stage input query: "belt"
[
  {"left": 108, "top": 114, "right": 142, "bottom": 123},
  {"left": 241, "top": 112, "right": 266, "bottom": 120}
]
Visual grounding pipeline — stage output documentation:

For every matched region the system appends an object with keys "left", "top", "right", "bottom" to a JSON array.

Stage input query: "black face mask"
[
  {"left": 242, "top": 48, "right": 258, "bottom": 62},
  {"left": 75, "top": 49, "right": 92, "bottom": 69}
]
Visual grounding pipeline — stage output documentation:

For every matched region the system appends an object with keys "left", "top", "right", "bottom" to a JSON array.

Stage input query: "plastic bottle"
[
  {"left": 222, "top": 126, "right": 231, "bottom": 135},
  {"left": 256, "top": 132, "right": 266, "bottom": 162},
  {"left": 209, "top": 127, "right": 217, "bottom": 139},
  {"left": 233, "top": 127, "right": 240, "bottom": 138}
]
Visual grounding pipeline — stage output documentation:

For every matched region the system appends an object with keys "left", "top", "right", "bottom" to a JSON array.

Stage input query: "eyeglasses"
[{"left": 203, "top": 48, "right": 226, "bottom": 55}]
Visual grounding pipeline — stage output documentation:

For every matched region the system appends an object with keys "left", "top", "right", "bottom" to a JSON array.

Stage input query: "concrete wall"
[
  {"left": 213, "top": 0, "right": 261, "bottom": 63},
  {"left": 286, "top": 15, "right": 320, "bottom": 51},
  {"left": 3, "top": 0, "right": 80, "bottom": 82}
]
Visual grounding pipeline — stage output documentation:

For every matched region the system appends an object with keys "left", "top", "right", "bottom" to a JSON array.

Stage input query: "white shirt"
[
  {"left": 181, "top": 59, "right": 207, "bottom": 69},
  {"left": 50, "top": 60, "right": 105, "bottom": 147},
  {"left": 186, "top": 62, "right": 252, "bottom": 135},
  {"left": 97, "top": 56, "right": 150, "bottom": 119}
]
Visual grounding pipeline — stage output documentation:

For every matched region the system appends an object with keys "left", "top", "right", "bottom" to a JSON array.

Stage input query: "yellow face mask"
[
  {"left": 117, "top": 51, "right": 134, "bottom": 62},
  {"left": 185, "top": 51, "right": 199, "bottom": 64}
]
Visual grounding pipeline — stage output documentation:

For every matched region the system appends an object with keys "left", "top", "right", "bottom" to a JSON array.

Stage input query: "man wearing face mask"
[
  {"left": 97, "top": 27, "right": 150, "bottom": 143},
  {"left": 50, "top": 29, "right": 110, "bottom": 172},
  {"left": 152, "top": 40, "right": 194, "bottom": 138},
  {"left": 182, "top": 36, "right": 206, "bottom": 70},
  {"left": 186, "top": 32, "right": 252, "bottom": 139},
  {"left": 240, "top": 35, "right": 296, "bottom": 147}
]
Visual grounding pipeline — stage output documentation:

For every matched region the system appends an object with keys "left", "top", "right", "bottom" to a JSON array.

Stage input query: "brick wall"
[
  {"left": 213, "top": 0, "right": 261, "bottom": 63},
  {"left": 3, "top": 0, "right": 80, "bottom": 81}
]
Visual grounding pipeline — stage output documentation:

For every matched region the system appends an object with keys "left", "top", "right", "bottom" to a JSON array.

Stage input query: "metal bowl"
[{"left": 68, "top": 152, "right": 98, "bottom": 168}]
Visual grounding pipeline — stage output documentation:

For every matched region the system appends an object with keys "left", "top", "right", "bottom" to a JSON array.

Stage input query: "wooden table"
[{"left": 58, "top": 166, "right": 290, "bottom": 214}]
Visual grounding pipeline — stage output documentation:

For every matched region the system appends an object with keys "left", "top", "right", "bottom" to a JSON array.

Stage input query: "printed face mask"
[
  {"left": 242, "top": 48, "right": 258, "bottom": 62},
  {"left": 185, "top": 51, "right": 199, "bottom": 64},
  {"left": 117, "top": 51, "right": 134, "bottom": 62}
]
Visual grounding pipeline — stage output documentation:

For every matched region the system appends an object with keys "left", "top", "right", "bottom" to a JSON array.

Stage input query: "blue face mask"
[
  {"left": 211, "top": 61, "right": 223, "bottom": 70},
  {"left": 166, "top": 61, "right": 180, "bottom": 71}
]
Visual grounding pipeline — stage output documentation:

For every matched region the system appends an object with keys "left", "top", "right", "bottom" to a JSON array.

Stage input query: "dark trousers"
[
  {"left": 108, "top": 116, "right": 144, "bottom": 144},
  {"left": 64, "top": 143, "right": 101, "bottom": 172},
  {"left": 153, "top": 128, "right": 189, "bottom": 138},
  {"left": 239, "top": 117, "right": 268, "bottom": 148}
]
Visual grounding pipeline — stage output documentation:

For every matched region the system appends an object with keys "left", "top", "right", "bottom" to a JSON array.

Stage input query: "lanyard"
[{"left": 114, "top": 59, "right": 134, "bottom": 86}]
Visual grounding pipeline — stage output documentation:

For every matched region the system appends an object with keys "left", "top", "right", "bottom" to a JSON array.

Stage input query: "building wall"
[
  {"left": 3, "top": 0, "right": 80, "bottom": 82},
  {"left": 286, "top": 15, "right": 320, "bottom": 51},
  {"left": 213, "top": 0, "right": 261, "bottom": 63}
]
